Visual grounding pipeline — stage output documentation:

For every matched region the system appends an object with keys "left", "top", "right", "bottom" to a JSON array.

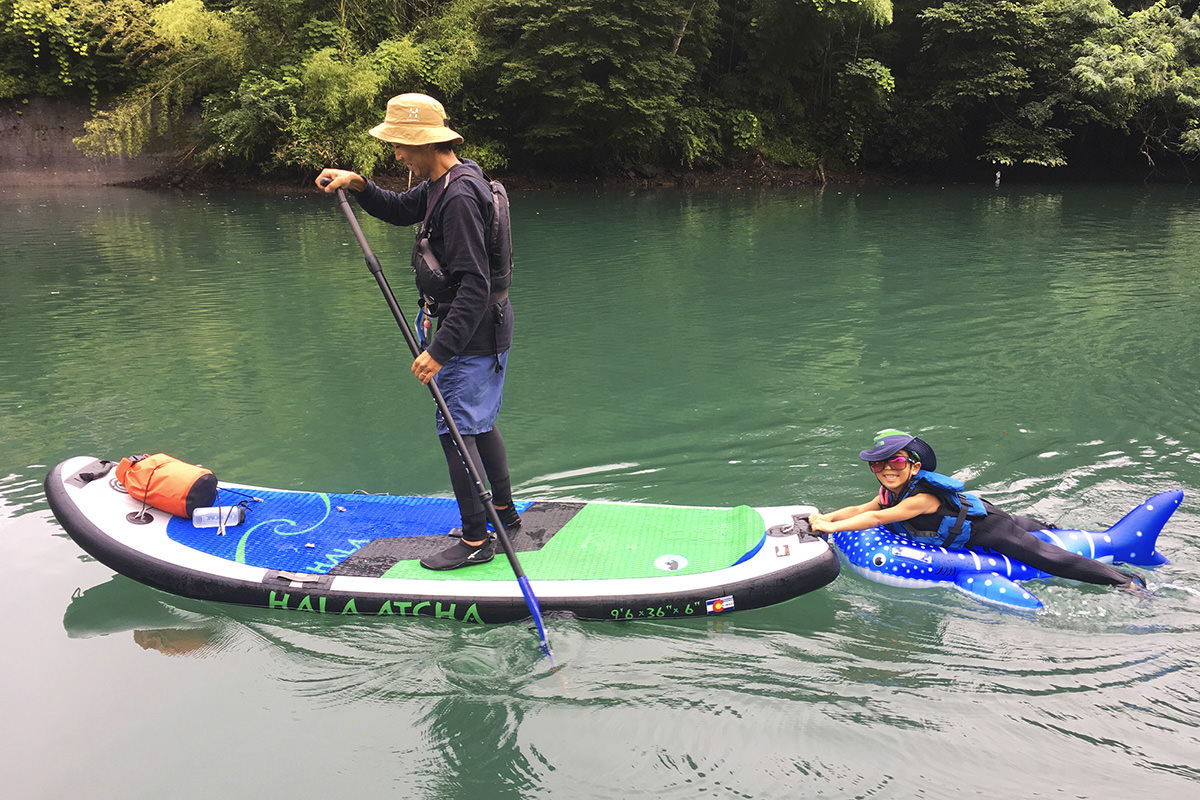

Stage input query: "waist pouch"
[
  {"left": 413, "top": 238, "right": 509, "bottom": 316},
  {"left": 116, "top": 453, "right": 217, "bottom": 518},
  {"left": 413, "top": 238, "right": 457, "bottom": 311}
]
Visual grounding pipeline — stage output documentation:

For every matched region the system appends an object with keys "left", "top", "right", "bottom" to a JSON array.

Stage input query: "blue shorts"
[{"left": 435, "top": 351, "right": 509, "bottom": 436}]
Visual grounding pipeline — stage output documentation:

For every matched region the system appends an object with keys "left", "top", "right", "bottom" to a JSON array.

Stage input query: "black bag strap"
[
  {"left": 419, "top": 163, "right": 473, "bottom": 235},
  {"left": 939, "top": 496, "right": 973, "bottom": 547}
]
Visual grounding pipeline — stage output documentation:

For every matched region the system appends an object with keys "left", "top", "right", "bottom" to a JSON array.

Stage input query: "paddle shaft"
[{"left": 325, "top": 182, "right": 551, "bottom": 656}]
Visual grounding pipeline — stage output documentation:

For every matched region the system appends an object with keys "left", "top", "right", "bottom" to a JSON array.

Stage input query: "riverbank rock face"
[{"left": 1, "top": 98, "right": 176, "bottom": 186}]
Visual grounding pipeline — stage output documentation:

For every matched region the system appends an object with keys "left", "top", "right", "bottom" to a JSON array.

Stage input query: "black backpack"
[{"left": 414, "top": 167, "right": 512, "bottom": 306}]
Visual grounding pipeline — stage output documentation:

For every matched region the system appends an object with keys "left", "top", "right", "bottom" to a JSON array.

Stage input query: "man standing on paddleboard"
[{"left": 317, "top": 93, "right": 520, "bottom": 571}]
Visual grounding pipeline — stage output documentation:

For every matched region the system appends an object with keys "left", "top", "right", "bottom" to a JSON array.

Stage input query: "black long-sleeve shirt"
[{"left": 354, "top": 160, "right": 513, "bottom": 364}]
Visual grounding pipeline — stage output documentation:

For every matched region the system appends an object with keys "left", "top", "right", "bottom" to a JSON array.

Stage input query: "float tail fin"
[
  {"left": 955, "top": 573, "right": 1043, "bottom": 611},
  {"left": 1103, "top": 489, "right": 1182, "bottom": 567}
]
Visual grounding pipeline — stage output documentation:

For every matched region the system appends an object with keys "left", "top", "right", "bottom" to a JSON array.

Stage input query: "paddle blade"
[{"left": 518, "top": 575, "right": 554, "bottom": 665}]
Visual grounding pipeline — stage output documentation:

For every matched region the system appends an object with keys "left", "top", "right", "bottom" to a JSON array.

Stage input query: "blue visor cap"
[{"left": 858, "top": 430, "right": 937, "bottom": 471}]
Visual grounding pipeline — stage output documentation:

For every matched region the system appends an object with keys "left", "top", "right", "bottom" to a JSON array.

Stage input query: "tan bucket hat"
[{"left": 368, "top": 93, "right": 464, "bottom": 146}]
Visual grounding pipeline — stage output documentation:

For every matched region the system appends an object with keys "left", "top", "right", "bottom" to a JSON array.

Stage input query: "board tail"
[{"left": 1103, "top": 489, "right": 1182, "bottom": 567}]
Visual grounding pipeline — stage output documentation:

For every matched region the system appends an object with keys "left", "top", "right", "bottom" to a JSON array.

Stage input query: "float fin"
[
  {"left": 1102, "top": 489, "right": 1182, "bottom": 567},
  {"left": 955, "top": 572, "right": 1043, "bottom": 611}
]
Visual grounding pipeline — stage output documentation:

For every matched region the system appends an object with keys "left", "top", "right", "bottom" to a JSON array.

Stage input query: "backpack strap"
[{"left": 419, "top": 163, "right": 474, "bottom": 235}]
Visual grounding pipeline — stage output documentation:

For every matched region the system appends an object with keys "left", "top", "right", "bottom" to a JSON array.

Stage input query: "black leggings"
[
  {"left": 439, "top": 427, "right": 513, "bottom": 541},
  {"left": 966, "top": 504, "right": 1131, "bottom": 586}
]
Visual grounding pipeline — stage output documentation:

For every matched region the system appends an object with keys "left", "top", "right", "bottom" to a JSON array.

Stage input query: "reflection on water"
[
  {"left": 132, "top": 628, "right": 219, "bottom": 656},
  {"left": 5, "top": 183, "right": 1200, "bottom": 798},
  {"left": 57, "top": 546, "right": 1200, "bottom": 796}
]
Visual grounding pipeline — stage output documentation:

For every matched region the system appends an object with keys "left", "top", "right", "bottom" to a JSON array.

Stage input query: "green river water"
[{"left": 3, "top": 180, "right": 1199, "bottom": 798}]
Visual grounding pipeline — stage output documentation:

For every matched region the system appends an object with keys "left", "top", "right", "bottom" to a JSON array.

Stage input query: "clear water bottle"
[{"left": 192, "top": 505, "right": 245, "bottom": 528}]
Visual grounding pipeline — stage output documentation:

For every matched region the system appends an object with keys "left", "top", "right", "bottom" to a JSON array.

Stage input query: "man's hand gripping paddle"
[{"left": 320, "top": 178, "right": 553, "bottom": 664}]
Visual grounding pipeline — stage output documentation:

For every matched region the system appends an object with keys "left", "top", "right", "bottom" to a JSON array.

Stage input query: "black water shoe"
[
  {"left": 492, "top": 504, "right": 522, "bottom": 531},
  {"left": 448, "top": 505, "right": 521, "bottom": 537},
  {"left": 421, "top": 538, "right": 496, "bottom": 570}
]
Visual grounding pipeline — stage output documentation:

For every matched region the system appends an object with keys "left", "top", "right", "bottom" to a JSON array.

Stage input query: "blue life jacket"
[{"left": 879, "top": 469, "right": 988, "bottom": 548}]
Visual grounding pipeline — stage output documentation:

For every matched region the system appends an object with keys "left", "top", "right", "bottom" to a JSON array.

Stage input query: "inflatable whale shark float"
[{"left": 824, "top": 489, "right": 1182, "bottom": 610}]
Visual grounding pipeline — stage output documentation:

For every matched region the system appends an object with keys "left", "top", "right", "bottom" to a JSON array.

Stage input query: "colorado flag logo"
[{"left": 706, "top": 594, "right": 735, "bottom": 615}]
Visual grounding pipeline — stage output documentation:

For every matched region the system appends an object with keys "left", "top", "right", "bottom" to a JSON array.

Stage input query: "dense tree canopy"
[{"left": 3, "top": 0, "right": 1198, "bottom": 179}]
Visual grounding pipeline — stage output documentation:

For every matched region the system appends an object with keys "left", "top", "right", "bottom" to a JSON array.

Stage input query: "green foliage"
[
  {"left": 726, "top": 108, "right": 762, "bottom": 153},
  {"left": 411, "top": 0, "right": 488, "bottom": 95},
  {"left": 1182, "top": 124, "right": 1200, "bottom": 154},
  {"left": 288, "top": 44, "right": 408, "bottom": 172},
  {"left": 763, "top": 134, "right": 819, "bottom": 168},
  {"left": 199, "top": 70, "right": 299, "bottom": 167},
  {"left": 1, "top": 0, "right": 92, "bottom": 98},
  {"left": 74, "top": 0, "right": 245, "bottom": 157},
  {"left": 7, "top": 0, "right": 1197, "bottom": 179},
  {"left": 666, "top": 104, "right": 771, "bottom": 169},
  {"left": 918, "top": 1, "right": 1038, "bottom": 108},
  {"left": 457, "top": 137, "right": 510, "bottom": 171},
  {"left": 709, "top": 0, "right": 894, "bottom": 169},
  {"left": 1070, "top": 0, "right": 1200, "bottom": 163},
  {"left": 981, "top": 118, "right": 1071, "bottom": 167},
  {"left": 473, "top": 0, "right": 704, "bottom": 167},
  {"left": 199, "top": 37, "right": 425, "bottom": 174},
  {"left": 209, "top": 0, "right": 443, "bottom": 61},
  {"left": 829, "top": 57, "right": 895, "bottom": 164},
  {"left": 668, "top": 105, "right": 722, "bottom": 168},
  {"left": 894, "top": 0, "right": 1096, "bottom": 167},
  {"left": 879, "top": 0, "right": 1200, "bottom": 171}
]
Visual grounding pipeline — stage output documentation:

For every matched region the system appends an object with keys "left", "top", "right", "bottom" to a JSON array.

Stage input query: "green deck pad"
[{"left": 380, "top": 502, "right": 766, "bottom": 581}]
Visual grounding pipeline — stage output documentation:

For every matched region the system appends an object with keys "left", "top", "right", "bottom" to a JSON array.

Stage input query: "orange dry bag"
[{"left": 115, "top": 453, "right": 218, "bottom": 518}]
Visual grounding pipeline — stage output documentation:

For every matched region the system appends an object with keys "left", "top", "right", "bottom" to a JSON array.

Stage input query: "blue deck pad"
[{"left": 166, "top": 488, "right": 532, "bottom": 574}]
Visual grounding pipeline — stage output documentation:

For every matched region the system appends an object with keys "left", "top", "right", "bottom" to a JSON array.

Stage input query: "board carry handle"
[{"left": 320, "top": 177, "right": 553, "bottom": 664}]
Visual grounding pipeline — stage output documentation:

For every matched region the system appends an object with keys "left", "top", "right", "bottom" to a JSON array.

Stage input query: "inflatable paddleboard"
[
  {"left": 828, "top": 489, "right": 1182, "bottom": 610},
  {"left": 46, "top": 456, "right": 839, "bottom": 624}
]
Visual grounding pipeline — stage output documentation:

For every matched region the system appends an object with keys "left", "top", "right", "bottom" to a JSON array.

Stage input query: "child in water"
[{"left": 808, "top": 429, "right": 1146, "bottom": 590}]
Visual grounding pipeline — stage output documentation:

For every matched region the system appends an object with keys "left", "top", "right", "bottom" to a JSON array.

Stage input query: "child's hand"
[{"left": 808, "top": 513, "right": 834, "bottom": 534}]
